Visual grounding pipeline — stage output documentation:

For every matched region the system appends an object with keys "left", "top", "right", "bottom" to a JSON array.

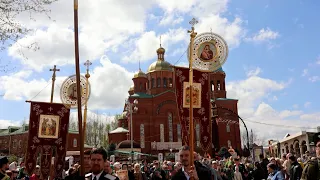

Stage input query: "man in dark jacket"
[
  {"left": 171, "top": 145, "right": 211, "bottom": 180},
  {"left": 289, "top": 154, "right": 302, "bottom": 180}
]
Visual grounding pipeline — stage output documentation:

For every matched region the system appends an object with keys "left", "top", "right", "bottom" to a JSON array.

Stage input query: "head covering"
[
  {"left": 0, "top": 157, "right": 8, "bottom": 166},
  {"left": 113, "top": 162, "right": 121, "bottom": 169}
]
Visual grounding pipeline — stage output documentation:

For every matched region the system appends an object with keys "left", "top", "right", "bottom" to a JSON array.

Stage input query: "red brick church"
[{"left": 108, "top": 45, "right": 241, "bottom": 157}]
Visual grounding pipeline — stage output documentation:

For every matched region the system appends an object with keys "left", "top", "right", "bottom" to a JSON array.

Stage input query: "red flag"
[
  {"left": 26, "top": 101, "right": 70, "bottom": 179},
  {"left": 174, "top": 66, "right": 212, "bottom": 151}
]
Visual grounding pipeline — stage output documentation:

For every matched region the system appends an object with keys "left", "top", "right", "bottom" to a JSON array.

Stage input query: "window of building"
[
  {"left": 140, "top": 124, "right": 145, "bottom": 148},
  {"left": 168, "top": 113, "right": 173, "bottom": 142},
  {"left": 151, "top": 78, "right": 155, "bottom": 88},
  {"left": 177, "top": 124, "right": 181, "bottom": 142},
  {"left": 139, "top": 83, "right": 142, "bottom": 90},
  {"left": 169, "top": 78, "right": 173, "bottom": 87},
  {"left": 73, "top": 138, "right": 77, "bottom": 147},
  {"left": 160, "top": 124, "right": 164, "bottom": 142},
  {"left": 226, "top": 124, "right": 230, "bottom": 133},
  {"left": 217, "top": 80, "right": 221, "bottom": 90},
  {"left": 157, "top": 78, "right": 161, "bottom": 87},
  {"left": 12, "top": 140, "right": 17, "bottom": 148},
  {"left": 227, "top": 140, "right": 231, "bottom": 148},
  {"left": 163, "top": 78, "right": 167, "bottom": 88},
  {"left": 19, "top": 140, "right": 22, "bottom": 148},
  {"left": 211, "top": 81, "right": 214, "bottom": 91}
]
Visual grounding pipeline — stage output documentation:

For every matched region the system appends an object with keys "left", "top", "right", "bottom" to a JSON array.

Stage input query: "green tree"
[{"left": 107, "top": 143, "right": 116, "bottom": 157}]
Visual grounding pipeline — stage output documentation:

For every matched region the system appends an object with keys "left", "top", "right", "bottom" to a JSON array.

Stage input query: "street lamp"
[{"left": 125, "top": 98, "right": 138, "bottom": 163}]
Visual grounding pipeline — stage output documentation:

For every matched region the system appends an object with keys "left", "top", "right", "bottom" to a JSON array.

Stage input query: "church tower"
[
  {"left": 132, "top": 67, "right": 148, "bottom": 94},
  {"left": 209, "top": 67, "right": 227, "bottom": 99},
  {"left": 146, "top": 42, "right": 174, "bottom": 95}
]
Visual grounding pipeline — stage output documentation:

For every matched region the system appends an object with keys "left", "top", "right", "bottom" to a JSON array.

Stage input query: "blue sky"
[{"left": 0, "top": 0, "right": 319, "bottom": 140}]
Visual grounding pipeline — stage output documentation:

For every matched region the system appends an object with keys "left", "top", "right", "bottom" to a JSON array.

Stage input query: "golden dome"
[
  {"left": 133, "top": 69, "right": 147, "bottom": 78},
  {"left": 121, "top": 111, "right": 127, "bottom": 119},
  {"left": 147, "top": 60, "right": 173, "bottom": 73},
  {"left": 156, "top": 47, "right": 165, "bottom": 54},
  {"left": 128, "top": 85, "right": 134, "bottom": 91}
]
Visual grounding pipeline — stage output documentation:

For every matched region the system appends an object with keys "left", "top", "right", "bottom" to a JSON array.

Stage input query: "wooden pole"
[
  {"left": 188, "top": 18, "right": 197, "bottom": 180},
  {"left": 73, "top": 0, "right": 85, "bottom": 176},
  {"left": 83, "top": 60, "right": 92, "bottom": 144},
  {"left": 49, "top": 65, "right": 60, "bottom": 103}
]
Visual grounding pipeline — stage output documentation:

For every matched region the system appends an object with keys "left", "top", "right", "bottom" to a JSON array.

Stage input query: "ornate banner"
[
  {"left": 26, "top": 101, "right": 70, "bottom": 179},
  {"left": 174, "top": 66, "right": 211, "bottom": 151}
]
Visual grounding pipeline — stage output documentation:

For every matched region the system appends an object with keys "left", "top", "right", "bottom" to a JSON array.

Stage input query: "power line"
[
  {"left": 172, "top": 48, "right": 188, "bottom": 66},
  {"left": 28, "top": 80, "right": 52, "bottom": 101},
  {"left": 241, "top": 119, "right": 316, "bottom": 130}
]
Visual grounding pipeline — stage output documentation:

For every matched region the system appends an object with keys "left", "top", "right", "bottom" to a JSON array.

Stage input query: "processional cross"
[{"left": 50, "top": 65, "right": 60, "bottom": 103}]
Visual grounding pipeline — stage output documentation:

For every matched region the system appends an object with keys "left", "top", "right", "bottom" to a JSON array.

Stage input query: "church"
[{"left": 108, "top": 44, "right": 241, "bottom": 157}]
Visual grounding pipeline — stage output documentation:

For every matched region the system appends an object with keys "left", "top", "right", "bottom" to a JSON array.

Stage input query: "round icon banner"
[
  {"left": 60, "top": 75, "right": 90, "bottom": 109},
  {"left": 188, "top": 32, "right": 228, "bottom": 72}
]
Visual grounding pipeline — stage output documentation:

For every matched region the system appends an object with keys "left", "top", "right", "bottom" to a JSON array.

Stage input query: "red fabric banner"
[
  {"left": 174, "top": 67, "right": 211, "bottom": 152},
  {"left": 26, "top": 101, "right": 70, "bottom": 179}
]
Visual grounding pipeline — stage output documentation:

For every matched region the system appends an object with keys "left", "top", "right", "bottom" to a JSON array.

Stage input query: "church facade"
[{"left": 108, "top": 45, "right": 241, "bottom": 157}]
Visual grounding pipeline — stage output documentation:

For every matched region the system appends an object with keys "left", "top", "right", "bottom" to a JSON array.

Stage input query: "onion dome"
[
  {"left": 116, "top": 140, "right": 141, "bottom": 149},
  {"left": 147, "top": 46, "right": 173, "bottom": 73},
  {"left": 121, "top": 111, "right": 127, "bottom": 119},
  {"left": 133, "top": 69, "right": 147, "bottom": 78}
]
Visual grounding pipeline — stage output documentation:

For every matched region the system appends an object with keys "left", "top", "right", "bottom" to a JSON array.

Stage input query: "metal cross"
[
  {"left": 84, "top": 60, "right": 92, "bottom": 71},
  {"left": 48, "top": 107, "right": 53, "bottom": 112},
  {"left": 189, "top": 18, "right": 199, "bottom": 27},
  {"left": 160, "top": 35, "right": 162, "bottom": 47}
]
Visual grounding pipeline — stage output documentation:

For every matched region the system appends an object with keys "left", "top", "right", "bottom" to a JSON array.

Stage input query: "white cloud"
[
  {"left": 308, "top": 76, "right": 320, "bottom": 82},
  {"left": 304, "top": 102, "right": 311, "bottom": 108},
  {"left": 8, "top": 0, "right": 154, "bottom": 71},
  {"left": 302, "top": 69, "right": 308, "bottom": 76},
  {"left": 245, "top": 67, "right": 262, "bottom": 77},
  {"left": 279, "top": 110, "right": 303, "bottom": 118},
  {"left": 316, "top": 57, "right": 320, "bottom": 65},
  {"left": 159, "top": 13, "right": 184, "bottom": 26},
  {"left": 122, "top": 28, "right": 188, "bottom": 63},
  {"left": 245, "top": 28, "right": 280, "bottom": 42},
  {"left": 0, "top": 56, "right": 133, "bottom": 110},
  {"left": 0, "top": 120, "right": 22, "bottom": 129}
]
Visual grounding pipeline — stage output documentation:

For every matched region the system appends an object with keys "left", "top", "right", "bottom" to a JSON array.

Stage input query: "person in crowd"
[
  {"left": 0, "top": 156, "right": 9, "bottom": 180},
  {"left": 85, "top": 148, "right": 118, "bottom": 180},
  {"left": 29, "top": 165, "right": 41, "bottom": 180},
  {"left": 252, "top": 161, "right": 264, "bottom": 180},
  {"left": 133, "top": 163, "right": 147, "bottom": 180},
  {"left": 288, "top": 154, "right": 302, "bottom": 180},
  {"left": 171, "top": 145, "right": 211, "bottom": 180},
  {"left": 234, "top": 166, "right": 243, "bottom": 180},
  {"left": 267, "top": 163, "right": 284, "bottom": 180},
  {"left": 283, "top": 153, "right": 291, "bottom": 180},
  {"left": 301, "top": 140, "right": 320, "bottom": 180}
]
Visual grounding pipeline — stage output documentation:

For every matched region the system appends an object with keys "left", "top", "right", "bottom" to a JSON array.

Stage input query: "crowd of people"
[{"left": 0, "top": 140, "right": 318, "bottom": 180}]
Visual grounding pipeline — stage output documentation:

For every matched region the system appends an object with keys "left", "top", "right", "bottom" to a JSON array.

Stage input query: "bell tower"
[
  {"left": 132, "top": 61, "right": 148, "bottom": 94},
  {"left": 209, "top": 68, "right": 227, "bottom": 99}
]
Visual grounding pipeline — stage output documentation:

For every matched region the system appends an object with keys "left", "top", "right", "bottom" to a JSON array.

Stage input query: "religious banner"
[
  {"left": 174, "top": 66, "right": 211, "bottom": 151},
  {"left": 25, "top": 101, "right": 70, "bottom": 179}
]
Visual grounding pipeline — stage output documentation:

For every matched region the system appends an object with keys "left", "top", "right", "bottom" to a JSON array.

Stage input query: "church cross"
[
  {"left": 84, "top": 60, "right": 92, "bottom": 71},
  {"left": 48, "top": 107, "right": 53, "bottom": 112},
  {"left": 49, "top": 65, "right": 60, "bottom": 103},
  {"left": 43, "top": 152, "right": 51, "bottom": 162},
  {"left": 189, "top": 18, "right": 198, "bottom": 27},
  {"left": 160, "top": 35, "right": 162, "bottom": 47}
]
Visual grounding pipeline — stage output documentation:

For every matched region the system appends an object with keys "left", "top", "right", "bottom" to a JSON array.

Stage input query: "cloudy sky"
[{"left": 0, "top": 0, "right": 319, "bottom": 142}]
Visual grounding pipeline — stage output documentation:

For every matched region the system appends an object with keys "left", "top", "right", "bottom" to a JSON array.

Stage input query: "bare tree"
[
  {"left": 0, "top": 0, "right": 58, "bottom": 71},
  {"left": 241, "top": 129, "right": 266, "bottom": 147}
]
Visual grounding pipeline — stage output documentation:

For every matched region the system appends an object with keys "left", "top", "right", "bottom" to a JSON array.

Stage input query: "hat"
[
  {"left": 113, "top": 162, "right": 121, "bottom": 169},
  {"left": 0, "top": 156, "right": 9, "bottom": 166}
]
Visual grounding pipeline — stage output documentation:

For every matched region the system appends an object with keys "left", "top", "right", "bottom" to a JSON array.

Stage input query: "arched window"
[
  {"left": 217, "top": 80, "right": 221, "bottom": 90},
  {"left": 226, "top": 124, "right": 230, "bottom": 133},
  {"left": 168, "top": 113, "right": 173, "bottom": 142},
  {"left": 169, "top": 78, "right": 173, "bottom": 87},
  {"left": 73, "top": 138, "right": 77, "bottom": 147},
  {"left": 151, "top": 78, "right": 155, "bottom": 88},
  {"left": 160, "top": 124, "right": 164, "bottom": 142},
  {"left": 211, "top": 81, "right": 215, "bottom": 91},
  {"left": 157, "top": 78, "right": 161, "bottom": 87},
  {"left": 177, "top": 124, "right": 181, "bottom": 142},
  {"left": 140, "top": 124, "right": 145, "bottom": 148},
  {"left": 163, "top": 78, "right": 167, "bottom": 88},
  {"left": 139, "top": 83, "right": 142, "bottom": 90}
]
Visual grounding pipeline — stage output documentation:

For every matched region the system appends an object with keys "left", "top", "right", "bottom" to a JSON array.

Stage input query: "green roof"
[
  {"left": 211, "top": 98, "right": 238, "bottom": 102},
  {"left": 130, "top": 93, "right": 153, "bottom": 98},
  {"left": 0, "top": 124, "right": 80, "bottom": 136}
]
